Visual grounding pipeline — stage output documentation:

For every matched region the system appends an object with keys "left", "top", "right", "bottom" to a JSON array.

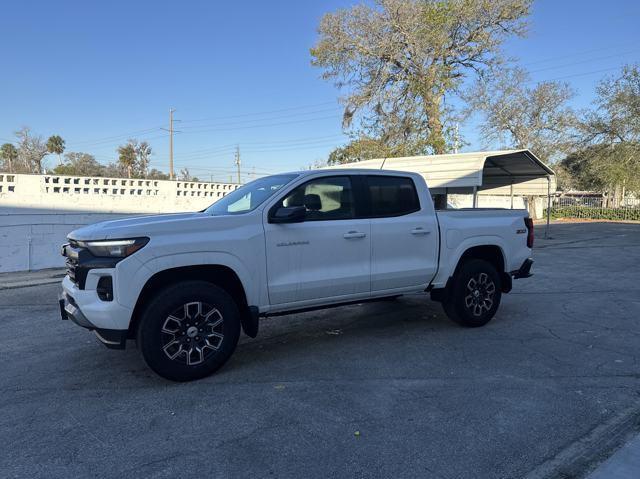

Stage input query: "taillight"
[{"left": 524, "top": 218, "right": 534, "bottom": 248}]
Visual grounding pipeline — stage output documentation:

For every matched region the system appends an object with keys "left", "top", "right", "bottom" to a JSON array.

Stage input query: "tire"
[
  {"left": 442, "top": 259, "right": 502, "bottom": 328},
  {"left": 137, "top": 281, "right": 241, "bottom": 381}
]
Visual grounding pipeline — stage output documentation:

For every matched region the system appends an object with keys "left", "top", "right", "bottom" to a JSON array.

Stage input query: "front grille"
[
  {"left": 63, "top": 240, "right": 83, "bottom": 287},
  {"left": 66, "top": 257, "right": 78, "bottom": 285},
  {"left": 61, "top": 241, "right": 120, "bottom": 290}
]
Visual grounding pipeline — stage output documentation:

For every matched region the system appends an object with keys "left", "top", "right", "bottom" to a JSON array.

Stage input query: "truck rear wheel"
[
  {"left": 137, "top": 281, "right": 241, "bottom": 381},
  {"left": 442, "top": 259, "right": 502, "bottom": 328}
]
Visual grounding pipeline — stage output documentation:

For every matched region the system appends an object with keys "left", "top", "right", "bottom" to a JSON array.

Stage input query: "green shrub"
[{"left": 545, "top": 206, "right": 640, "bottom": 221}]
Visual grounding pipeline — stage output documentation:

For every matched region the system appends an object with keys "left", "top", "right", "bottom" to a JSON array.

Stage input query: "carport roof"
[{"left": 330, "top": 149, "right": 555, "bottom": 195}]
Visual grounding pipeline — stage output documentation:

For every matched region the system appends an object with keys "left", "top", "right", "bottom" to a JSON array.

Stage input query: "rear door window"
[{"left": 366, "top": 175, "right": 420, "bottom": 217}]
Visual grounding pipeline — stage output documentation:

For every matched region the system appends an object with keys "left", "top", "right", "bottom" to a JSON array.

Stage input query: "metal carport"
[{"left": 328, "top": 149, "right": 556, "bottom": 237}]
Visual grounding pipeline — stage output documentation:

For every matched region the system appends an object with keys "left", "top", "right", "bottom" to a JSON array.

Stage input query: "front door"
[{"left": 264, "top": 175, "right": 371, "bottom": 305}]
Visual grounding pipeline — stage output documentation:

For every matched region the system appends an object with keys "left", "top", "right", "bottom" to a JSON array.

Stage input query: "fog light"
[{"left": 97, "top": 276, "right": 113, "bottom": 301}]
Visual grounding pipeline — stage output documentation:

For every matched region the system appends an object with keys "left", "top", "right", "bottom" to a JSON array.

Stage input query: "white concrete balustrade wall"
[{"left": 0, "top": 173, "right": 240, "bottom": 273}]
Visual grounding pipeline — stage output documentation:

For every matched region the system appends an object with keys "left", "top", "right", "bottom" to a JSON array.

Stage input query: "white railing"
[
  {"left": 0, "top": 173, "right": 244, "bottom": 273},
  {"left": 0, "top": 173, "right": 16, "bottom": 193},
  {"left": 0, "top": 173, "right": 239, "bottom": 198},
  {"left": 0, "top": 173, "right": 241, "bottom": 214}
]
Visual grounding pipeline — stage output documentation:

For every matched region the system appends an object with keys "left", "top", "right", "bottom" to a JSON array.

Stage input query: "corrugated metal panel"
[
  {"left": 327, "top": 149, "right": 555, "bottom": 195},
  {"left": 480, "top": 176, "right": 557, "bottom": 196}
]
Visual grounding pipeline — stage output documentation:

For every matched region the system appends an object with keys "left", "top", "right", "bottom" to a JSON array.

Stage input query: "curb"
[
  {"left": 0, "top": 277, "right": 64, "bottom": 290},
  {"left": 525, "top": 401, "right": 640, "bottom": 479}
]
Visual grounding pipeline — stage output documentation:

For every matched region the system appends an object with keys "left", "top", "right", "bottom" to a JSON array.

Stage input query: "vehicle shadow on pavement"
[{"left": 59, "top": 295, "right": 461, "bottom": 386}]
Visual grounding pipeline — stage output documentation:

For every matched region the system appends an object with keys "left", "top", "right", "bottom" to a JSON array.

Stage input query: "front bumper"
[
  {"left": 59, "top": 276, "right": 130, "bottom": 349},
  {"left": 59, "top": 291, "right": 93, "bottom": 328},
  {"left": 61, "top": 274, "right": 133, "bottom": 329}
]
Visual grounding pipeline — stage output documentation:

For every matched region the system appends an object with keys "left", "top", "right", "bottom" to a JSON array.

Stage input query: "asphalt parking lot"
[{"left": 1, "top": 221, "right": 639, "bottom": 479}]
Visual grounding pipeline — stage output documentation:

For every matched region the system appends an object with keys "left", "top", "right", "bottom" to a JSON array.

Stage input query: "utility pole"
[
  {"left": 169, "top": 108, "right": 175, "bottom": 180},
  {"left": 234, "top": 145, "right": 241, "bottom": 184},
  {"left": 453, "top": 122, "right": 460, "bottom": 154}
]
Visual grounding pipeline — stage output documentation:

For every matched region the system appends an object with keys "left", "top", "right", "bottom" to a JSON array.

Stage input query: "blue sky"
[{"left": 1, "top": 0, "right": 639, "bottom": 181}]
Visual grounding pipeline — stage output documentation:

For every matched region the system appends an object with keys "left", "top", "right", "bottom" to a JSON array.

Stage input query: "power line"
[
  {"left": 172, "top": 134, "right": 345, "bottom": 161},
  {"left": 528, "top": 49, "right": 639, "bottom": 74},
  {"left": 242, "top": 140, "right": 345, "bottom": 154},
  {"left": 174, "top": 114, "right": 340, "bottom": 136},
  {"left": 173, "top": 136, "right": 344, "bottom": 162},
  {"left": 239, "top": 134, "right": 345, "bottom": 146},
  {"left": 178, "top": 100, "right": 338, "bottom": 123},
  {"left": 146, "top": 160, "right": 279, "bottom": 175},
  {"left": 522, "top": 41, "right": 638, "bottom": 67},
  {"left": 68, "top": 113, "right": 340, "bottom": 157},
  {"left": 165, "top": 144, "right": 338, "bottom": 166},
  {"left": 177, "top": 108, "right": 341, "bottom": 132},
  {"left": 65, "top": 127, "right": 163, "bottom": 148},
  {"left": 526, "top": 66, "right": 624, "bottom": 84},
  {"left": 77, "top": 132, "right": 172, "bottom": 154},
  {"left": 60, "top": 103, "right": 341, "bottom": 151}
]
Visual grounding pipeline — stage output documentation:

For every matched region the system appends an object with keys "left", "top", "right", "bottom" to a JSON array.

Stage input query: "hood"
[{"left": 68, "top": 212, "right": 210, "bottom": 241}]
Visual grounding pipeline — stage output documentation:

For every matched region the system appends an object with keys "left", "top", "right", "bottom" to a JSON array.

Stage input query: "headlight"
[{"left": 79, "top": 238, "right": 149, "bottom": 258}]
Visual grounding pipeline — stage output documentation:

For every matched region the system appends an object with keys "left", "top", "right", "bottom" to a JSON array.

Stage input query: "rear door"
[
  {"left": 264, "top": 175, "right": 371, "bottom": 305},
  {"left": 365, "top": 175, "right": 439, "bottom": 291}
]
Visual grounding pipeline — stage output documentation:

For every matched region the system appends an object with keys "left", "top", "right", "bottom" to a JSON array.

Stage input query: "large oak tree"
[{"left": 311, "top": 0, "right": 532, "bottom": 156}]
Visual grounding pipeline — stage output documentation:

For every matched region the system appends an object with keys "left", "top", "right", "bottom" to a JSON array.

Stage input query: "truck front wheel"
[
  {"left": 137, "top": 281, "right": 241, "bottom": 381},
  {"left": 442, "top": 259, "right": 502, "bottom": 328}
]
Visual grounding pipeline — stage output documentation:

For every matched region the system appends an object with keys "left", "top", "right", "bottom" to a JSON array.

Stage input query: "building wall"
[{"left": 0, "top": 173, "right": 239, "bottom": 273}]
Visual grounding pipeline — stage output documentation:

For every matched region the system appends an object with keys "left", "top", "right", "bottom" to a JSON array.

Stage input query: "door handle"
[
  {"left": 411, "top": 228, "right": 431, "bottom": 236},
  {"left": 343, "top": 231, "right": 367, "bottom": 239}
]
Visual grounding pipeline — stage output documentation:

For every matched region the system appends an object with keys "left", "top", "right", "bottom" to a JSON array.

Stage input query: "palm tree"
[
  {"left": 0, "top": 143, "right": 18, "bottom": 173},
  {"left": 46, "top": 135, "right": 66, "bottom": 165},
  {"left": 117, "top": 143, "right": 137, "bottom": 178}
]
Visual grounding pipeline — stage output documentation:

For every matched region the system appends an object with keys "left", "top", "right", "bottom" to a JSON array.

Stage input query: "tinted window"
[
  {"left": 279, "top": 176, "right": 354, "bottom": 221},
  {"left": 367, "top": 176, "right": 420, "bottom": 217}
]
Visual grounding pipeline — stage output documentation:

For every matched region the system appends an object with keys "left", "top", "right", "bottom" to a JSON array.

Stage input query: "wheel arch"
[
  {"left": 128, "top": 264, "right": 256, "bottom": 339},
  {"left": 450, "top": 244, "right": 511, "bottom": 293},
  {"left": 457, "top": 245, "right": 506, "bottom": 275}
]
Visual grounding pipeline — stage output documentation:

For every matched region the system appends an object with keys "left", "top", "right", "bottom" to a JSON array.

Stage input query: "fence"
[
  {"left": 0, "top": 173, "right": 240, "bottom": 214},
  {"left": 549, "top": 195, "right": 640, "bottom": 221},
  {"left": 0, "top": 173, "right": 241, "bottom": 273}
]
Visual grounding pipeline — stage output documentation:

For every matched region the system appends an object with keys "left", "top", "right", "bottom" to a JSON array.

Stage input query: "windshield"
[{"left": 205, "top": 174, "right": 298, "bottom": 215}]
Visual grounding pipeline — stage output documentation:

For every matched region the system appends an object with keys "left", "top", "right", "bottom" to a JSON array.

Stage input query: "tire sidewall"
[
  {"left": 137, "top": 281, "right": 241, "bottom": 381},
  {"left": 448, "top": 259, "right": 502, "bottom": 327}
]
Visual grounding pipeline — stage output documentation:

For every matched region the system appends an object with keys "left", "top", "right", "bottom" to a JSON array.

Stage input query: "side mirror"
[{"left": 270, "top": 205, "right": 306, "bottom": 224}]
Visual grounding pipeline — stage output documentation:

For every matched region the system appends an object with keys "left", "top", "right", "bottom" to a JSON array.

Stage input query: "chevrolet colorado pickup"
[{"left": 60, "top": 169, "right": 534, "bottom": 381}]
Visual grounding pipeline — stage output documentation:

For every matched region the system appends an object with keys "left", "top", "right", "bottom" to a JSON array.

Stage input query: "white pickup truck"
[{"left": 60, "top": 169, "right": 534, "bottom": 381}]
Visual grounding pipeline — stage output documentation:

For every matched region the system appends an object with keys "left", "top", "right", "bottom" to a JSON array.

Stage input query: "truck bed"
[{"left": 430, "top": 208, "right": 531, "bottom": 288}]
